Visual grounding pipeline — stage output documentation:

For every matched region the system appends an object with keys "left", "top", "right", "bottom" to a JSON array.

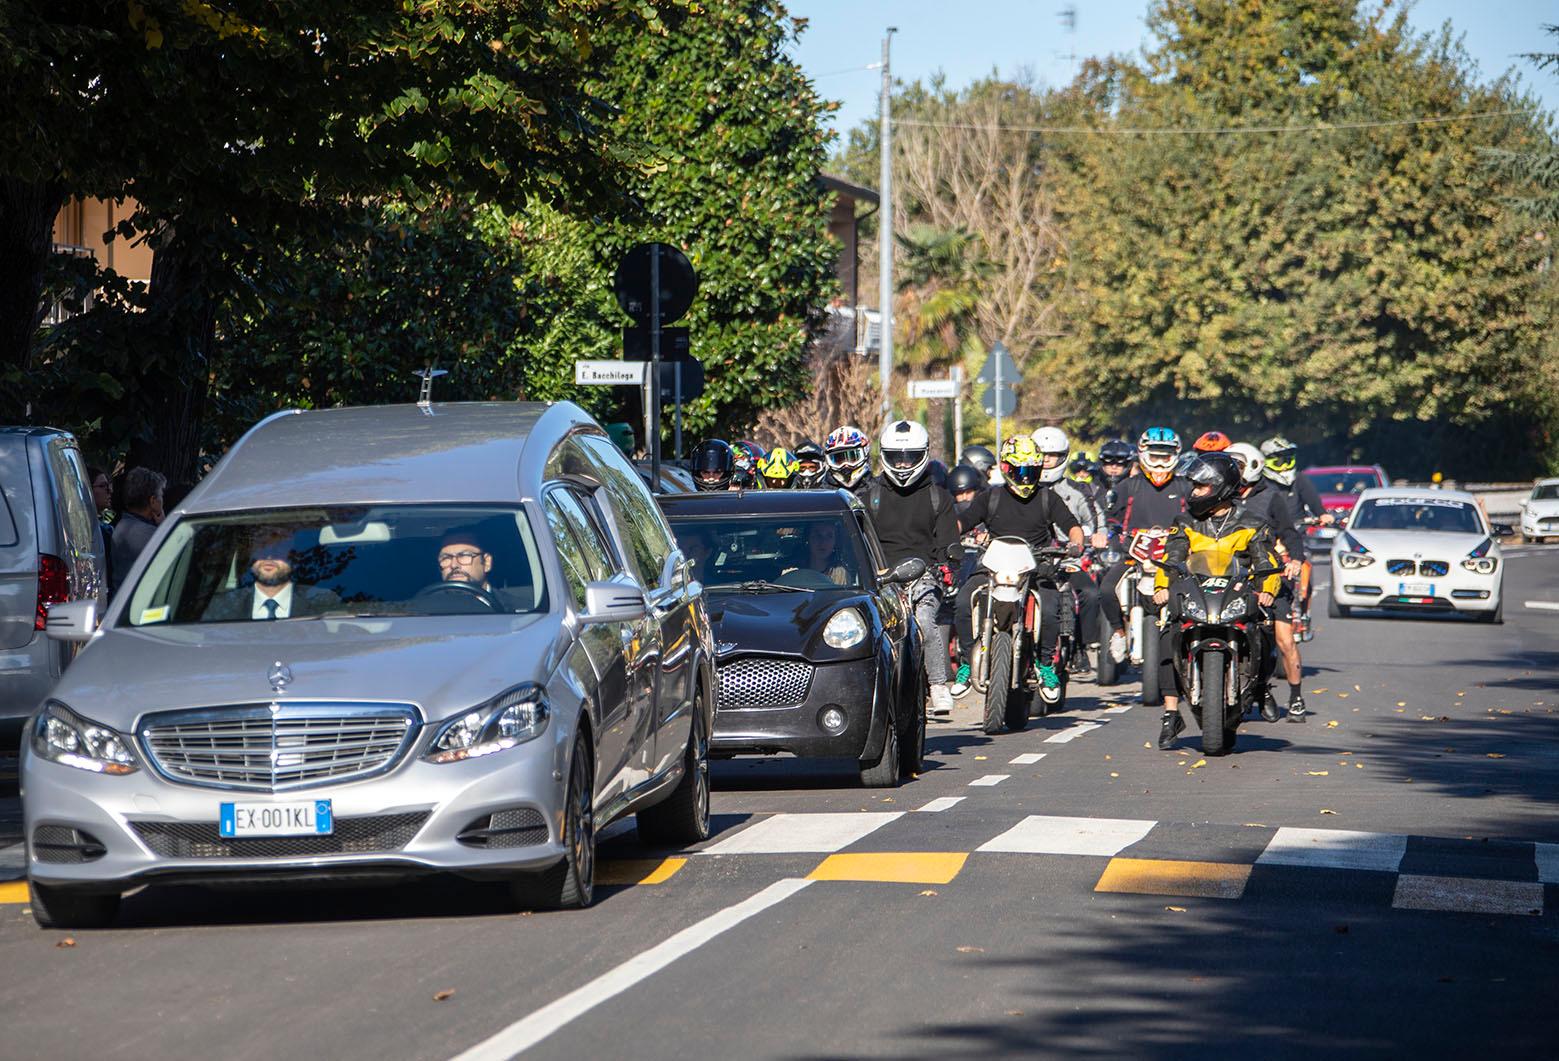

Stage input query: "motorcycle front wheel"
[
  {"left": 1200, "top": 649, "right": 1229, "bottom": 756},
  {"left": 1096, "top": 611, "right": 1118, "bottom": 687},
  {"left": 984, "top": 631, "right": 1014, "bottom": 734},
  {"left": 1140, "top": 614, "right": 1163, "bottom": 707}
]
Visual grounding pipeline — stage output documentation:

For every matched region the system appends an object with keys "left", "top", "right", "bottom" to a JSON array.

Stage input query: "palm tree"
[{"left": 895, "top": 225, "right": 994, "bottom": 371}]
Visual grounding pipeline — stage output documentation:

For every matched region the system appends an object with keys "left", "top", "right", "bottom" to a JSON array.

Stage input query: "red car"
[{"left": 1301, "top": 465, "right": 1390, "bottom": 545}]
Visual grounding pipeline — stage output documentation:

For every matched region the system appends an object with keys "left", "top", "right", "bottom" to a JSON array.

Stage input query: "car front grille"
[
  {"left": 717, "top": 657, "right": 814, "bottom": 709},
  {"left": 139, "top": 702, "right": 420, "bottom": 793},
  {"left": 1419, "top": 560, "right": 1449, "bottom": 577},
  {"left": 1386, "top": 559, "right": 1415, "bottom": 575},
  {"left": 129, "top": 812, "right": 430, "bottom": 860},
  {"left": 1384, "top": 559, "right": 1449, "bottom": 577}
]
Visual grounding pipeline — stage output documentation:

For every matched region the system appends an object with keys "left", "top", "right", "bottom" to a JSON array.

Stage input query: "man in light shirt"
[{"left": 203, "top": 529, "right": 341, "bottom": 621}]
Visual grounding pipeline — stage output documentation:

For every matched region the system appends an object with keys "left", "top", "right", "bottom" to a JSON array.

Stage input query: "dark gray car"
[{"left": 0, "top": 428, "right": 106, "bottom": 769}]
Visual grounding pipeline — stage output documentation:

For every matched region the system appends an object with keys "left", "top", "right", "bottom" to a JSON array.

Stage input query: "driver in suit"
[
  {"left": 435, "top": 528, "right": 531, "bottom": 611},
  {"left": 204, "top": 528, "right": 341, "bottom": 621}
]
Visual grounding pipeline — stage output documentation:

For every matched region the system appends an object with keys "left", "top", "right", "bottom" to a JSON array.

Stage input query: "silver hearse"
[{"left": 22, "top": 402, "right": 713, "bottom": 927}]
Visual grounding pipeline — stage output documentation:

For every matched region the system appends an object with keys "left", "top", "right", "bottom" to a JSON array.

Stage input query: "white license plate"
[
  {"left": 219, "top": 799, "right": 333, "bottom": 838},
  {"left": 1402, "top": 581, "right": 1434, "bottom": 597}
]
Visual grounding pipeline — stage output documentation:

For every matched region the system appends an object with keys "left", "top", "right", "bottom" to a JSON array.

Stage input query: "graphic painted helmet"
[
  {"left": 879, "top": 420, "right": 931, "bottom": 488},
  {"left": 732, "top": 440, "right": 766, "bottom": 489},
  {"left": 1031, "top": 426, "right": 1070, "bottom": 484},
  {"left": 960, "top": 445, "right": 997, "bottom": 480},
  {"left": 824, "top": 425, "right": 872, "bottom": 489},
  {"left": 1183, "top": 452, "right": 1242, "bottom": 519},
  {"left": 690, "top": 439, "right": 735, "bottom": 492},
  {"left": 759, "top": 447, "right": 800, "bottom": 489},
  {"left": 1192, "top": 430, "right": 1231, "bottom": 453},
  {"left": 1260, "top": 435, "right": 1299, "bottom": 486},
  {"left": 1137, "top": 427, "right": 1182, "bottom": 487},
  {"left": 606, "top": 422, "right": 636, "bottom": 455},
  {"left": 998, "top": 435, "right": 1044, "bottom": 499},
  {"left": 792, "top": 440, "right": 827, "bottom": 488},
  {"left": 1068, "top": 457, "right": 1096, "bottom": 484},
  {"left": 947, "top": 463, "right": 984, "bottom": 496},
  {"left": 1225, "top": 442, "right": 1265, "bottom": 486}
]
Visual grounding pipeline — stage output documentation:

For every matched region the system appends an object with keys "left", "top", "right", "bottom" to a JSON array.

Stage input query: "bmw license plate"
[
  {"left": 219, "top": 799, "right": 333, "bottom": 838},
  {"left": 1402, "top": 581, "right": 1434, "bottom": 597}
]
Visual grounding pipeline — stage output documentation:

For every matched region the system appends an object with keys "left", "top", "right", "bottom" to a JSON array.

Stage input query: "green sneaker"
[
  {"left": 950, "top": 661, "right": 972, "bottom": 699},
  {"left": 1037, "top": 664, "right": 1060, "bottom": 690}
]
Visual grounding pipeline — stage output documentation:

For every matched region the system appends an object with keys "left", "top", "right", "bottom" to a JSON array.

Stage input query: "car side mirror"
[
  {"left": 1492, "top": 523, "right": 1515, "bottom": 538},
  {"left": 882, "top": 557, "right": 927, "bottom": 585},
  {"left": 44, "top": 599, "right": 98, "bottom": 642},
  {"left": 581, "top": 581, "right": 648, "bottom": 624}
]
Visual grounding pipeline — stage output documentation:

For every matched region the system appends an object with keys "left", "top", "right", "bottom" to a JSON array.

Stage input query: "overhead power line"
[{"left": 893, "top": 108, "right": 1535, "bottom": 136}]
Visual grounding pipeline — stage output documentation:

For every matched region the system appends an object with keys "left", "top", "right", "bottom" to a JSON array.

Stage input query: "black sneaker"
[
  {"left": 1286, "top": 694, "right": 1307, "bottom": 723},
  {"left": 1261, "top": 690, "right": 1282, "bottom": 723},
  {"left": 1158, "top": 710, "right": 1185, "bottom": 749}
]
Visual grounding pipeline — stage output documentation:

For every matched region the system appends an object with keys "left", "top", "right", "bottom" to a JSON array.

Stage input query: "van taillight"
[{"left": 36, "top": 553, "right": 69, "bottom": 630}]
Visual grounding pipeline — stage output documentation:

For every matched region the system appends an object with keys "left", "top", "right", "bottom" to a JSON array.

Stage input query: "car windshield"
[
  {"left": 123, "top": 505, "right": 548, "bottom": 626},
  {"left": 1349, "top": 498, "right": 1482, "bottom": 534},
  {"left": 668, "top": 514, "right": 866, "bottom": 591},
  {"left": 1532, "top": 483, "right": 1559, "bottom": 501},
  {"left": 1305, "top": 471, "right": 1380, "bottom": 495}
]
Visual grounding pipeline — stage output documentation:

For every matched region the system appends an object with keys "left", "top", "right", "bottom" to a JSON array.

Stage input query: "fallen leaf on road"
[
  {"left": 1006, "top": 1010, "right": 1024, "bottom": 1017},
  {"left": 919, "top": 890, "right": 938, "bottom": 896},
  {"left": 1307, "top": 771, "right": 1330, "bottom": 776},
  {"left": 1312, "top": 688, "right": 1329, "bottom": 694},
  {"left": 957, "top": 946, "right": 985, "bottom": 954},
  {"left": 1487, "top": 753, "right": 1506, "bottom": 759},
  {"left": 1421, "top": 716, "right": 1438, "bottom": 721},
  {"left": 1456, "top": 691, "right": 1465, "bottom": 697},
  {"left": 1104, "top": 754, "right": 1112, "bottom": 760},
  {"left": 1397, "top": 701, "right": 1407, "bottom": 707},
  {"left": 55, "top": 938, "right": 76, "bottom": 949},
  {"left": 433, "top": 989, "right": 455, "bottom": 1002},
  {"left": 1337, "top": 693, "right": 1350, "bottom": 699},
  {"left": 1145, "top": 742, "right": 1152, "bottom": 748},
  {"left": 1320, "top": 809, "right": 1337, "bottom": 815},
  {"left": 1110, "top": 772, "right": 1119, "bottom": 778},
  {"left": 1353, "top": 685, "right": 1361, "bottom": 692},
  {"left": 1191, "top": 759, "right": 1207, "bottom": 769},
  {"left": 1355, "top": 763, "right": 1364, "bottom": 768},
  {"left": 1326, "top": 720, "right": 1339, "bottom": 728},
  {"left": 1164, "top": 906, "right": 1186, "bottom": 912},
  {"left": 974, "top": 755, "right": 988, "bottom": 761},
  {"left": 1178, "top": 760, "right": 1188, "bottom": 765}
]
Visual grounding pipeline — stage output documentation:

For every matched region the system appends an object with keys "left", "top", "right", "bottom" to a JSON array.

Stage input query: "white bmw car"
[
  {"left": 1520, "top": 478, "right": 1559, "bottom": 543},
  {"left": 1329, "top": 488, "right": 1504, "bottom": 623}
]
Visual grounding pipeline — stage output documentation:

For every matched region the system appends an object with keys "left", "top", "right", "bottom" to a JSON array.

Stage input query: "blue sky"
[{"left": 787, "top": 0, "right": 1558, "bottom": 139}]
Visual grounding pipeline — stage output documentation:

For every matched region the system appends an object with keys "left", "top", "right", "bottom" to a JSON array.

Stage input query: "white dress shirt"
[{"left": 251, "top": 582, "right": 295, "bottom": 620}]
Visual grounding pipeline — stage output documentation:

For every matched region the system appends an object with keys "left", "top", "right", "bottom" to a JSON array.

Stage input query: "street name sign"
[
  {"left": 908, "top": 379, "right": 959, "bottom": 399},
  {"left": 575, "top": 360, "right": 646, "bottom": 385}
]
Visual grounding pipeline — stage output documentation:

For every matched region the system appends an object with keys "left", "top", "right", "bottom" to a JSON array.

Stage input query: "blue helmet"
[{"left": 1137, "top": 427, "right": 1182, "bottom": 485}]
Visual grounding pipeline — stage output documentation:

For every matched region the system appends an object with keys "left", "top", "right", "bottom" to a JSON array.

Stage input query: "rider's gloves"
[{"left": 1065, "top": 541, "right": 1084, "bottom": 558}]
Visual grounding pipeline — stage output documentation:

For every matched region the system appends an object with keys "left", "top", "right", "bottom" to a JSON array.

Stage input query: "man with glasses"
[
  {"left": 433, "top": 528, "right": 537, "bottom": 612},
  {"left": 203, "top": 528, "right": 341, "bottom": 621}
]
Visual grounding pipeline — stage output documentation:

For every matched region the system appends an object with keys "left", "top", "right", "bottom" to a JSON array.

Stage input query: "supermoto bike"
[
  {"left": 1162, "top": 553, "right": 1283, "bottom": 755},
  {"left": 1107, "top": 527, "right": 1170, "bottom": 705},
  {"left": 970, "top": 538, "right": 1071, "bottom": 735}
]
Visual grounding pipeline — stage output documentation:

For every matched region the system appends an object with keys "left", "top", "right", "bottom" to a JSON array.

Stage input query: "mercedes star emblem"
[{"left": 268, "top": 661, "right": 293, "bottom": 692}]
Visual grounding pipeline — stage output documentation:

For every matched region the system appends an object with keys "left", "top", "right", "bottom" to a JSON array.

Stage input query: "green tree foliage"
[
  {"left": 1481, "top": 25, "right": 1559, "bottom": 223},
  {"left": 1051, "top": 0, "right": 1556, "bottom": 476}
]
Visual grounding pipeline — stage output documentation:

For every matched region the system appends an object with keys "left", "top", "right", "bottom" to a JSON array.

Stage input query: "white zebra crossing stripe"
[
  {"left": 1102, "top": 705, "right": 1134, "bottom": 715},
  {"left": 977, "top": 814, "right": 1156, "bottom": 856},
  {"left": 914, "top": 797, "right": 965, "bottom": 813},
  {"left": 1256, "top": 828, "right": 1407, "bottom": 872},
  {"left": 968, "top": 774, "right": 1009, "bottom": 787},
  {"left": 1392, "top": 875, "right": 1543, "bottom": 916},
  {"left": 702, "top": 813, "right": 903, "bottom": 855},
  {"left": 1044, "top": 721, "right": 1104, "bottom": 744},
  {"left": 1534, "top": 843, "right": 1559, "bottom": 883},
  {"left": 1009, "top": 753, "right": 1046, "bottom": 765}
]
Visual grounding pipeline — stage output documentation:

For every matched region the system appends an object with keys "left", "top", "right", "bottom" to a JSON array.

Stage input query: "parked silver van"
[
  {"left": 23, "top": 403, "right": 713, "bottom": 927},
  {"left": 0, "top": 428, "right": 106, "bottom": 769}
]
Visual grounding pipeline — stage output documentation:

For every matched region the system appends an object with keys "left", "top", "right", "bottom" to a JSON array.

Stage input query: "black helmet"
[
  {"left": 928, "top": 458, "right": 948, "bottom": 488},
  {"left": 948, "top": 463, "right": 984, "bottom": 495},
  {"left": 1098, "top": 438, "right": 1134, "bottom": 465},
  {"left": 691, "top": 439, "right": 735, "bottom": 492},
  {"left": 793, "top": 440, "right": 827, "bottom": 488},
  {"left": 1183, "top": 452, "right": 1241, "bottom": 518},
  {"left": 960, "top": 445, "right": 997, "bottom": 478}
]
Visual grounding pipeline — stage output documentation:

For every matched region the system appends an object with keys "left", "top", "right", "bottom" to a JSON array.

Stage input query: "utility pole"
[{"left": 878, "top": 26, "right": 896, "bottom": 425}]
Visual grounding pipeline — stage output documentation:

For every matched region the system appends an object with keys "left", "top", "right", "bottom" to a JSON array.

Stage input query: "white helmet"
[
  {"left": 879, "top": 420, "right": 931, "bottom": 488},
  {"left": 1031, "top": 426, "right": 1069, "bottom": 484},
  {"left": 1226, "top": 442, "right": 1264, "bottom": 485},
  {"left": 1260, "top": 436, "right": 1299, "bottom": 487}
]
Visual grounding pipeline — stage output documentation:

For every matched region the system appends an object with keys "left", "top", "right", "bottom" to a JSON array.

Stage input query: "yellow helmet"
[
  {"left": 998, "top": 436, "right": 1043, "bottom": 499},
  {"left": 759, "top": 447, "right": 800, "bottom": 488}
]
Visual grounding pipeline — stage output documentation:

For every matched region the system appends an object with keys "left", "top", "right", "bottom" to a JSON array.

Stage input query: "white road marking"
[
  {"left": 0, "top": 843, "right": 23, "bottom": 881},
  {"left": 1009, "top": 752, "right": 1046, "bottom": 765},
  {"left": 449, "top": 878, "right": 813, "bottom": 1060},
  {"left": 977, "top": 814, "right": 1156, "bottom": 856},
  {"left": 1044, "top": 721, "right": 1104, "bottom": 744},
  {"left": 1524, "top": 601, "right": 1559, "bottom": 612},
  {"left": 701, "top": 812, "right": 902, "bottom": 855},
  {"left": 968, "top": 774, "right": 1009, "bottom": 787},
  {"left": 914, "top": 796, "right": 965, "bottom": 813},
  {"left": 1256, "top": 828, "right": 1407, "bottom": 872},
  {"left": 1534, "top": 843, "right": 1559, "bottom": 883},
  {"left": 1392, "top": 875, "right": 1543, "bottom": 916},
  {"left": 1102, "top": 705, "right": 1134, "bottom": 715}
]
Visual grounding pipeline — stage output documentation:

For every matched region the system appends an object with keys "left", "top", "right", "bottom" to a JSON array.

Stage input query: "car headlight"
[
  {"left": 1220, "top": 596, "right": 1249, "bottom": 621},
  {"left": 32, "top": 701, "right": 138, "bottom": 775},
  {"left": 1338, "top": 551, "right": 1375, "bottom": 569},
  {"left": 427, "top": 685, "right": 549, "bottom": 763},
  {"left": 1461, "top": 557, "right": 1498, "bottom": 576},
  {"left": 823, "top": 608, "right": 868, "bottom": 649}
]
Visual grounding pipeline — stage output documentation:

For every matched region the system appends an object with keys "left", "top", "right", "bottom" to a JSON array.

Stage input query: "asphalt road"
[{"left": 3, "top": 549, "right": 1558, "bottom": 1059}]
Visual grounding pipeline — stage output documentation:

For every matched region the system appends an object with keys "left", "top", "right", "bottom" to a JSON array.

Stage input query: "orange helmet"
[{"left": 1192, "top": 430, "right": 1231, "bottom": 453}]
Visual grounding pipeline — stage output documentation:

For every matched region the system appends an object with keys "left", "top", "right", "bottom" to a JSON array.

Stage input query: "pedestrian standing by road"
[
  {"left": 87, "top": 465, "right": 116, "bottom": 591},
  {"left": 109, "top": 467, "right": 165, "bottom": 593},
  {"left": 865, "top": 420, "right": 959, "bottom": 719}
]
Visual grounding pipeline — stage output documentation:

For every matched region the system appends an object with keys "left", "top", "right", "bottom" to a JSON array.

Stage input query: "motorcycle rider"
[
  {"left": 759, "top": 447, "right": 801, "bottom": 489},
  {"left": 1100, "top": 428, "right": 1190, "bottom": 663},
  {"left": 824, "top": 425, "right": 874, "bottom": 497},
  {"left": 953, "top": 436, "right": 1084, "bottom": 693},
  {"left": 1096, "top": 438, "right": 1136, "bottom": 515},
  {"left": 1192, "top": 430, "right": 1232, "bottom": 453},
  {"left": 731, "top": 441, "right": 765, "bottom": 490},
  {"left": 866, "top": 420, "right": 960, "bottom": 719},
  {"left": 793, "top": 440, "right": 828, "bottom": 488},
  {"left": 1227, "top": 442, "right": 1308, "bottom": 721},
  {"left": 690, "top": 439, "right": 736, "bottom": 492},
  {"left": 1033, "top": 427, "right": 1109, "bottom": 673},
  {"left": 945, "top": 463, "right": 988, "bottom": 698},
  {"left": 960, "top": 444, "right": 998, "bottom": 484},
  {"left": 1152, "top": 453, "right": 1282, "bottom": 750}
]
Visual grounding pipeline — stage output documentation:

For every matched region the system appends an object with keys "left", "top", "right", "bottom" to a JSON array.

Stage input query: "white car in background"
[
  {"left": 1520, "top": 478, "right": 1559, "bottom": 543},
  {"left": 1329, "top": 488, "right": 1504, "bottom": 623}
]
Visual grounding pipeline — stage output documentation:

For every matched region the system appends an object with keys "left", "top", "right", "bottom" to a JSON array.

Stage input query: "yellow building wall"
[{"left": 52, "top": 197, "right": 154, "bottom": 283}]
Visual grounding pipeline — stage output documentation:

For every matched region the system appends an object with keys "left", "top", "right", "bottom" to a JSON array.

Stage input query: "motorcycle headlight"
[
  {"left": 1220, "top": 596, "right": 1249, "bottom": 621},
  {"left": 32, "top": 701, "right": 138, "bottom": 775},
  {"left": 1179, "top": 595, "right": 1208, "bottom": 621},
  {"left": 427, "top": 685, "right": 549, "bottom": 763},
  {"left": 1461, "top": 556, "right": 1498, "bottom": 576},
  {"left": 823, "top": 608, "right": 868, "bottom": 649}
]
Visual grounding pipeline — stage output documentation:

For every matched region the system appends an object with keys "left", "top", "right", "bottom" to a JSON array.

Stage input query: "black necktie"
[{"left": 263, "top": 599, "right": 279, "bottom": 620}]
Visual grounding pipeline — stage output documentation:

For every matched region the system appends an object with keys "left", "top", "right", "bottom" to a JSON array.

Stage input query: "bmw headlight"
[
  {"left": 1461, "top": 556, "right": 1498, "bottom": 576},
  {"left": 1220, "top": 596, "right": 1249, "bottom": 621},
  {"left": 1337, "top": 551, "right": 1375, "bottom": 570},
  {"left": 427, "top": 685, "right": 549, "bottom": 763},
  {"left": 823, "top": 608, "right": 868, "bottom": 649},
  {"left": 32, "top": 702, "right": 138, "bottom": 775}
]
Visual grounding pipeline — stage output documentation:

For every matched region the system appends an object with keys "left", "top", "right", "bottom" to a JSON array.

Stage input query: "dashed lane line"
[
  {"left": 1043, "top": 721, "right": 1105, "bottom": 744},
  {"left": 1524, "top": 600, "right": 1559, "bottom": 612},
  {"left": 449, "top": 878, "right": 814, "bottom": 1060},
  {"left": 1009, "top": 753, "right": 1046, "bottom": 765},
  {"left": 978, "top": 815, "right": 1156, "bottom": 857},
  {"left": 914, "top": 796, "right": 965, "bottom": 813},
  {"left": 807, "top": 852, "right": 968, "bottom": 885},
  {"left": 1095, "top": 858, "right": 1251, "bottom": 900},
  {"left": 1256, "top": 827, "right": 1408, "bottom": 873},
  {"left": 701, "top": 812, "right": 902, "bottom": 855},
  {"left": 967, "top": 774, "right": 1009, "bottom": 787},
  {"left": 1392, "top": 875, "right": 1543, "bottom": 916}
]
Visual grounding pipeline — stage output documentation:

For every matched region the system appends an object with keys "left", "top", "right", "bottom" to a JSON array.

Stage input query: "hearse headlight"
[
  {"left": 427, "top": 685, "right": 549, "bottom": 763},
  {"left": 32, "top": 701, "right": 138, "bottom": 775},
  {"left": 823, "top": 608, "right": 868, "bottom": 649}
]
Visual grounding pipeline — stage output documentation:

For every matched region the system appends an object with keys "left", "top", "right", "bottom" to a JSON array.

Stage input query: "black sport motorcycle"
[{"left": 1162, "top": 554, "right": 1282, "bottom": 755}]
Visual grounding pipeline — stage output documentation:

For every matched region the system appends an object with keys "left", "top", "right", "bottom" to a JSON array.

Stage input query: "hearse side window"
[{"left": 576, "top": 434, "right": 675, "bottom": 588}]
